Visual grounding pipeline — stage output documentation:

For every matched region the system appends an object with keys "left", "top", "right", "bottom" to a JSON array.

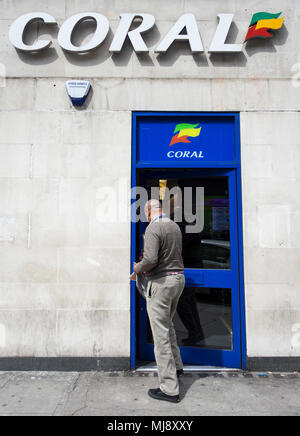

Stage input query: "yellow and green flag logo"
[
  {"left": 245, "top": 12, "right": 285, "bottom": 41},
  {"left": 170, "top": 123, "right": 202, "bottom": 146}
]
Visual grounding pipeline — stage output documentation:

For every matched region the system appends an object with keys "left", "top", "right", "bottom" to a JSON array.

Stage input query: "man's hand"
[
  {"left": 130, "top": 271, "right": 137, "bottom": 281},
  {"left": 130, "top": 262, "right": 137, "bottom": 281}
]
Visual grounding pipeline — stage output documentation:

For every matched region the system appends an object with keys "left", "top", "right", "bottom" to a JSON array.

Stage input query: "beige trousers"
[{"left": 146, "top": 274, "right": 185, "bottom": 396}]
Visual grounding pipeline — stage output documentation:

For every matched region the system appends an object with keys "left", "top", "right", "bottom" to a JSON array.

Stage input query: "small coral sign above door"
[{"left": 169, "top": 124, "right": 202, "bottom": 146}]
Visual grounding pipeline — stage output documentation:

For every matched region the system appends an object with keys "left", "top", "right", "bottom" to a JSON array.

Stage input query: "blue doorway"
[{"left": 131, "top": 113, "right": 246, "bottom": 370}]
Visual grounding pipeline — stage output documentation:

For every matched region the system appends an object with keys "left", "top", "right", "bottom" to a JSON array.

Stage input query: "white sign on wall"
[{"left": 8, "top": 12, "right": 245, "bottom": 54}]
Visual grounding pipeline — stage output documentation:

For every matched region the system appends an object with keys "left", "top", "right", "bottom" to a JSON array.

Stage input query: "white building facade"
[{"left": 0, "top": 0, "right": 300, "bottom": 371}]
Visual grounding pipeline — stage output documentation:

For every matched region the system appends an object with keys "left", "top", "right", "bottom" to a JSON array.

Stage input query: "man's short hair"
[{"left": 144, "top": 199, "right": 162, "bottom": 215}]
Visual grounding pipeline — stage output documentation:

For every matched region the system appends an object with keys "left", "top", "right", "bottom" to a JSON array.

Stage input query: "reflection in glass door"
[
  {"left": 148, "top": 287, "right": 233, "bottom": 350},
  {"left": 138, "top": 169, "right": 242, "bottom": 368}
]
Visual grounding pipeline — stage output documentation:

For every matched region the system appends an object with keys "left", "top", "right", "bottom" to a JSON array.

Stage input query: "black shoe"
[
  {"left": 177, "top": 369, "right": 184, "bottom": 378},
  {"left": 148, "top": 388, "right": 180, "bottom": 403}
]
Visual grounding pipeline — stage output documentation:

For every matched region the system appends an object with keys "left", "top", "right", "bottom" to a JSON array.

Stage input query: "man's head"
[{"left": 144, "top": 199, "right": 162, "bottom": 223}]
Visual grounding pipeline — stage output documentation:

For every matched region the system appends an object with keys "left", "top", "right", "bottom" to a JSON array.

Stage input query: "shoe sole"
[{"left": 148, "top": 391, "right": 180, "bottom": 403}]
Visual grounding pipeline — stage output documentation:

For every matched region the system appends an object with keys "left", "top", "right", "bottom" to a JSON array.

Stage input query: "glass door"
[{"left": 137, "top": 169, "right": 241, "bottom": 368}]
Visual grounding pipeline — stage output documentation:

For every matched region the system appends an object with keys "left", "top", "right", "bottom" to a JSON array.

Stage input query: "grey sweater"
[{"left": 135, "top": 217, "right": 184, "bottom": 280}]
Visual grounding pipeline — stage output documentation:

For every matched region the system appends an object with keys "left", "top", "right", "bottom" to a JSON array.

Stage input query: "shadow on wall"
[
  {"left": 245, "top": 24, "right": 289, "bottom": 57},
  {"left": 209, "top": 21, "right": 247, "bottom": 68},
  {"left": 155, "top": 41, "right": 209, "bottom": 67},
  {"left": 16, "top": 20, "right": 60, "bottom": 65},
  {"left": 14, "top": 19, "right": 289, "bottom": 68},
  {"left": 209, "top": 52, "right": 247, "bottom": 68}
]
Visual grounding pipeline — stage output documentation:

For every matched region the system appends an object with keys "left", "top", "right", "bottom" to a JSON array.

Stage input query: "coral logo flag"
[
  {"left": 170, "top": 123, "right": 202, "bottom": 146},
  {"left": 245, "top": 12, "right": 285, "bottom": 42}
]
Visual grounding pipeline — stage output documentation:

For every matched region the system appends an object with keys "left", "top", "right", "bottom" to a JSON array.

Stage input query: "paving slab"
[{"left": 0, "top": 371, "right": 299, "bottom": 416}]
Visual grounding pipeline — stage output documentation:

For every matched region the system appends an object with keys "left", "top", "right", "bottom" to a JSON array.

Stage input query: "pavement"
[{"left": 0, "top": 370, "right": 299, "bottom": 416}]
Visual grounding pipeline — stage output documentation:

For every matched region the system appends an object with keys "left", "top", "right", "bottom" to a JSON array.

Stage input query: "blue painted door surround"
[{"left": 131, "top": 113, "right": 246, "bottom": 370}]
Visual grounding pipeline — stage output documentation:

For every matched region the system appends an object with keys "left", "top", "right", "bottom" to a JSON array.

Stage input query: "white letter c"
[{"left": 9, "top": 12, "right": 57, "bottom": 52}]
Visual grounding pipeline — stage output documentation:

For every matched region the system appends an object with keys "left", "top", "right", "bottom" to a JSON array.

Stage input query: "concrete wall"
[
  {"left": 0, "top": 104, "right": 132, "bottom": 360},
  {"left": 0, "top": 0, "right": 299, "bottom": 366}
]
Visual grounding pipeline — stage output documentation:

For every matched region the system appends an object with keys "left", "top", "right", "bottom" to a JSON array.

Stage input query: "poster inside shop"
[{"left": 206, "top": 198, "right": 230, "bottom": 234}]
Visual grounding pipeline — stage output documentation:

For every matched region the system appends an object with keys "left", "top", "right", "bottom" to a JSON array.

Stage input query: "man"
[{"left": 134, "top": 199, "right": 185, "bottom": 403}]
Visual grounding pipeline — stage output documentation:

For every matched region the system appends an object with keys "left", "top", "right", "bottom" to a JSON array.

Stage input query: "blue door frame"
[{"left": 131, "top": 112, "right": 247, "bottom": 370}]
